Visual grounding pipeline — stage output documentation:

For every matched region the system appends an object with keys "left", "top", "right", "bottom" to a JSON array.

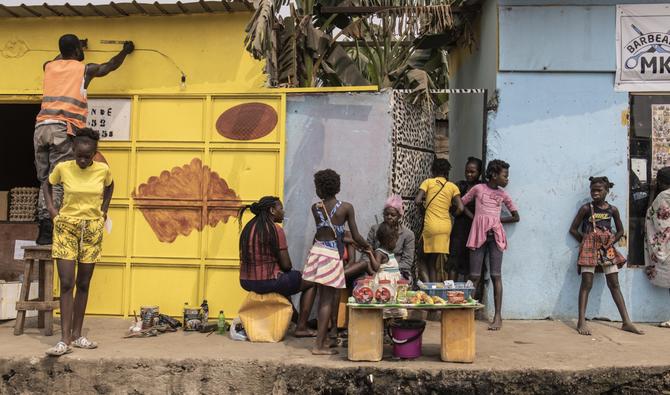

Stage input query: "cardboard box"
[
  {"left": 0, "top": 281, "right": 38, "bottom": 320},
  {"left": 0, "top": 191, "right": 7, "bottom": 221}
]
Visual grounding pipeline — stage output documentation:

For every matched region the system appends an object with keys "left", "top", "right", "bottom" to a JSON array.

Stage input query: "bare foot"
[
  {"left": 488, "top": 316, "right": 503, "bottom": 331},
  {"left": 311, "top": 347, "right": 338, "bottom": 355},
  {"left": 621, "top": 322, "right": 645, "bottom": 335},
  {"left": 577, "top": 321, "right": 591, "bottom": 336},
  {"left": 294, "top": 329, "right": 317, "bottom": 338}
]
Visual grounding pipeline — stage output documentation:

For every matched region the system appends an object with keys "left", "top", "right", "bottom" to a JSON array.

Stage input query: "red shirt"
[{"left": 239, "top": 224, "right": 287, "bottom": 281}]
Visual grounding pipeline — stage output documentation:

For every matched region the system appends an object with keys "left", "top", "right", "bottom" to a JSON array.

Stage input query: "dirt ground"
[{"left": 2, "top": 317, "right": 670, "bottom": 394}]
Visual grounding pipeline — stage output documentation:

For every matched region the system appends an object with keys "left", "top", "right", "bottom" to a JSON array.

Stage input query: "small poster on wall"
[
  {"left": 86, "top": 98, "right": 131, "bottom": 140},
  {"left": 652, "top": 104, "right": 670, "bottom": 178}
]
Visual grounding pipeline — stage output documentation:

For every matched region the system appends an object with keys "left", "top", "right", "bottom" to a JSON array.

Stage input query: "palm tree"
[{"left": 244, "top": 0, "right": 479, "bottom": 105}]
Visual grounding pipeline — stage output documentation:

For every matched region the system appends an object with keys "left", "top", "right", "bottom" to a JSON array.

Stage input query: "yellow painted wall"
[
  {"left": 0, "top": 13, "right": 266, "bottom": 94},
  {"left": 0, "top": 14, "right": 285, "bottom": 320}
]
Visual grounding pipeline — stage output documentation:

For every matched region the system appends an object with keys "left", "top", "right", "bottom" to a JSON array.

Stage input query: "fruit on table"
[
  {"left": 447, "top": 291, "right": 465, "bottom": 304},
  {"left": 409, "top": 291, "right": 435, "bottom": 305},
  {"left": 432, "top": 295, "right": 446, "bottom": 305}
]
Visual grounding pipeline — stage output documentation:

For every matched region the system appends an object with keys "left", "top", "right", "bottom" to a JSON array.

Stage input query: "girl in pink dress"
[{"left": 461, "top": 159, "right": 520, "bottom": 330}]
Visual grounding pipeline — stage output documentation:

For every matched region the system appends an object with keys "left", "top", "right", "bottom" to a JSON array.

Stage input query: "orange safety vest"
[{"left": 35, "top": 59, "right": 88, "bottom": 133}]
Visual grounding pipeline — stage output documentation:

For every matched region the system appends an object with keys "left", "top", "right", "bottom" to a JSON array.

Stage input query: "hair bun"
[
  {"left": 588, "top": 176, "right": 594, "bottom": 181},
  {"left": 249, "top": 203, "right": 260, "bottom": 215}
]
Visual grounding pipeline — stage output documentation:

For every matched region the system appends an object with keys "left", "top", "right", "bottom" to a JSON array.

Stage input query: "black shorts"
[{"left": 240, "top": 270, "right": 303, "bottom": 297}]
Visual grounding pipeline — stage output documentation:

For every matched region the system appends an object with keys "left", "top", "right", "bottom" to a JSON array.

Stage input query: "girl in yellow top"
[
  {"left": 43, "top": 128, "right": 114, "bottom": 356},
  {"left": 415, "top": 158, "right": 463, "bottom": 282}
]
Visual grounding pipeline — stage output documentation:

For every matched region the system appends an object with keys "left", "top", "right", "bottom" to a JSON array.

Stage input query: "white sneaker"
[{"left": 45, "top": 341, "right": 72, "bottom": 357}]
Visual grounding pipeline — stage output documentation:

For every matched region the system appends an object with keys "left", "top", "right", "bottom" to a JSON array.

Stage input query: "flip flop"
[
  {"left": 72, "top": 336, "right": 98, "bottom": 349},
  {"left": 293, "top": 329, "right": 317, "bottom": 338},
  {"left": 45, "top": 341, "right": 73, "bottom": 357}
]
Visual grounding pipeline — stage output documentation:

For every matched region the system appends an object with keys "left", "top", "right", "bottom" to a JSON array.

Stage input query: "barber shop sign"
[{"left": 616, "top": 4, "right": 670, "bottom": 92}]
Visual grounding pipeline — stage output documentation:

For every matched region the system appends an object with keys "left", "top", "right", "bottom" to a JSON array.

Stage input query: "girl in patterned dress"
[
  {"left": 303, "top": 169, "right": 370, "bottom": 355},
  {"left": 366, "top": 222, "right": 402, "bottom": 286},
  {"left": 569, "top": 176, "right": 643, "bottom": 336}
]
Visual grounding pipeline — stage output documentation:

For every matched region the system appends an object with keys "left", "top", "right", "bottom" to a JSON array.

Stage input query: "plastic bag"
[{"left": 229, "top": 317, "right": 248, "bottom": 341}]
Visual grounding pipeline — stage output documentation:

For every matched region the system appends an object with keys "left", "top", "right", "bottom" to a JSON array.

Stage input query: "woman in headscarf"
[
  {"left": 645, "top": 167, "right": 670, "bottom": 327},
  {"left": 344, "top": 195, "right": 415, "bottom": 282}
]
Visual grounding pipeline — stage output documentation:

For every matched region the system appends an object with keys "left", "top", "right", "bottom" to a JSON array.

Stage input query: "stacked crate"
[{"left": 9, "top": 187, "right": 39, "bottom": 222}]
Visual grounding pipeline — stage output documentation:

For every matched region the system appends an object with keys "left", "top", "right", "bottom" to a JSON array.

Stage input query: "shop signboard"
[
  {"left": 616, "top": 4, "right": 670, "bottom": 92},
  {"left": 86, "top": 98, "right": 131, "bottom": 140}
]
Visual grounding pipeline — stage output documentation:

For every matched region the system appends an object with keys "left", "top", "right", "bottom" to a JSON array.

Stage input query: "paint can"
[
  {"left": 140, "top": 305, "right": 159, "bottom": 329},
  {"left": 183, "top": 306, "right": 202, "bottom": 331}
]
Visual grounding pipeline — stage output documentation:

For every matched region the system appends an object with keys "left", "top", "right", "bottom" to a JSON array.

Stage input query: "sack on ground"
[{"left": 229, "top": 317, "right": 248, "bottom": 341}]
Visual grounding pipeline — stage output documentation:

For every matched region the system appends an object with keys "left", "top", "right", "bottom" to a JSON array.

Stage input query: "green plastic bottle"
[{"left": 217, "top": 310, "right": 226, "bottom": 334}]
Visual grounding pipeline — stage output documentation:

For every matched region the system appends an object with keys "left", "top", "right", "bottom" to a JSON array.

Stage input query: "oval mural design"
[{"left": 215, "top": 102, "right": 278, "bottom": 141}]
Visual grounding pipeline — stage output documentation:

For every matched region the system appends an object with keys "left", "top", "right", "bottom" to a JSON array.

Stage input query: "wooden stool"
[{"left": 14, "top": 245, "right": 58, "bottom": 336}]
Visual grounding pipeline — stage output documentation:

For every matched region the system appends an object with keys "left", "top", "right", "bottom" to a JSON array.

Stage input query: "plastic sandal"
[
  {"left": 45, "top": 341, "right": 72, "bottom": 357},
  {"left": 72, "top": 336, "right": 98, "bottom": 349}
]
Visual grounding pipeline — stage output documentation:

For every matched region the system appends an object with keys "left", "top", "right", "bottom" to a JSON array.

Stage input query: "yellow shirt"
[
  {"left": 49, "top": 160, "right": 113, "bottom": 219},
  {"left": 419, "top": 177, "right": 460, "bottom": 253}
]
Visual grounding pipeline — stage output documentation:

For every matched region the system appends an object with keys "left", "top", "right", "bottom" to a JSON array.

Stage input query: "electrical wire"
[{"left": 2, "top": 40, "right": 187, "bottom": 85}]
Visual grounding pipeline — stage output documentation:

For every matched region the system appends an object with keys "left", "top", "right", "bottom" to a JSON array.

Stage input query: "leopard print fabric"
[{"left": 390, "top": 90, "right": 436, "bottom": 237}]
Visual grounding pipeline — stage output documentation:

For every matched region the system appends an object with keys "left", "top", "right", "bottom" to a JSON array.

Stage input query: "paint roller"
[{"left": 100, "top": 39, "right": 187, "bottom": 88}]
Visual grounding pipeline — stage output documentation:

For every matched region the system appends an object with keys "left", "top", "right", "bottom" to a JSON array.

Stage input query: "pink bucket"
[{"left": 390, "top": 319, "right": 425, "bottom": 359}]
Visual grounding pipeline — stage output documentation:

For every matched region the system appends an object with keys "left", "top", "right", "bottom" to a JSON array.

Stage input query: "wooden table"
[
  {"left": 14, "top": 245, "right": 58, "bottom": 336},
  {"left": 348, "top": 303, "right": 483, "bottom": 363}
]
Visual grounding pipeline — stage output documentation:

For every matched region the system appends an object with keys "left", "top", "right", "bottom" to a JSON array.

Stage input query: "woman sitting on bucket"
[{"left": 238, "top": 196, "right": 317, "bottom": 337}]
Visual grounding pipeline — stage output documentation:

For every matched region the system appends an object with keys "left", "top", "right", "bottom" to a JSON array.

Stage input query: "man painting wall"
[{"left": 34, "top": 34, "right": 134, "bottom": 245}]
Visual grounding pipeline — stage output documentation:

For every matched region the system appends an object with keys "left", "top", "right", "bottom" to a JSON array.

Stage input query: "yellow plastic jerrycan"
[{"left": 238, "top": 292, "right": 292, "bottom": 342}]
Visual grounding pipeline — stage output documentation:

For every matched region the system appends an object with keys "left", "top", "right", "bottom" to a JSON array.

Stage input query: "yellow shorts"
[{"left": 52, "top": 215, "right": 105, "bottom": 263}]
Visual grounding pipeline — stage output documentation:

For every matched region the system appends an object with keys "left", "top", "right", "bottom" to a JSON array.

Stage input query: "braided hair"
[
  {"left": 589, "top": 176, "right": 614, "bottom": 189},
  {"left": 238, "top": 196, "right": 281, "bottom": 276}
]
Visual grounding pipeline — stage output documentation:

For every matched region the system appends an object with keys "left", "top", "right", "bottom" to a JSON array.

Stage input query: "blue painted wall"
[
  {"left": 491, "top": 4, "right": 670, "bottom": 322},
  {"left": 499, "top": 5, "right": 615, "bottom": 72}
]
